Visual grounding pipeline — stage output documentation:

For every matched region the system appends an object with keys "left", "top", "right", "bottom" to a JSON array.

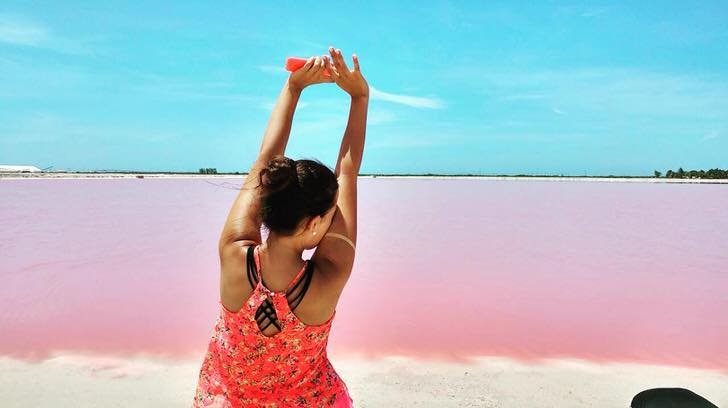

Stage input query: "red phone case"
[{"left": 285, "top": 57, "right": 331, "bottom": 77}]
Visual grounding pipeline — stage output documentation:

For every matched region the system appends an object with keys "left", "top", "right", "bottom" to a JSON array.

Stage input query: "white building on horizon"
[{"left": 0, "top": 165, "right": 42, "bottom": 173}]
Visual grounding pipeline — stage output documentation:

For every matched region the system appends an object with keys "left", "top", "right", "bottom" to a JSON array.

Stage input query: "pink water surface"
[{"left": 1, "top": 178, "right": 726, "bottom": 369}]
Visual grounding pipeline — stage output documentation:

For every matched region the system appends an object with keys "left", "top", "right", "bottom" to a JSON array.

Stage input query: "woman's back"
[{"left": 193, "top": 244, "right": 353, "bottom": 407}]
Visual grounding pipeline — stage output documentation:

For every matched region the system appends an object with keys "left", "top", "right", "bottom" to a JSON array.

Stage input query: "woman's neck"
[{"left": 261, "top": 232, "right": 304, "bottom": 269}]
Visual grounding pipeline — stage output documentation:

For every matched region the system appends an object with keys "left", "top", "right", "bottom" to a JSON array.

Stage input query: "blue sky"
[{"left": 1, "top": 1, "right": 727, "bottom": 175}]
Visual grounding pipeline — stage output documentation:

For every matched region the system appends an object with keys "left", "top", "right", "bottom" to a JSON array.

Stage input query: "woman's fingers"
[
  {"left": 310, "top": 56, "right": 333, "bottom": 84},
  {"left": 306, "top": 56, "right": 323, "bottom": 78},
  {"left": 336, "top": 49, "right": 350, "bottom": 71},
  {"left": 303, "top": 56, "right": 315, "bottom": 71},
  {"left": 323, "top": 57, "right": 336, "bottom": 79},
  {"left": 328, "top": 64, "right": 340, "bottom": 79},
  {"left": 327, "top": 56, "right": 340, "bottom": 75},
  {"left": 315, "top": 56, "right": 326, "bottom": 75},
  {"left": 327, "top": 46, "right": 360, "bottom": 74},
  {"left": 329, "top": 47, "right": 347, "bottom": 73},
  {"left": 328, "top": 47, "right": 339, "bottom": 71}
]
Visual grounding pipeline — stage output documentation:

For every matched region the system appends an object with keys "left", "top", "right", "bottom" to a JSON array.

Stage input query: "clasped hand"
[{"left": 289, "top": 46, "right": 369, "bottom": 99}]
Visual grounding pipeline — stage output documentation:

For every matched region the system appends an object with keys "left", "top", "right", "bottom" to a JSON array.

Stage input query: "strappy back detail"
[
  {"left": 246, "top": 244, "right": 315, "bottom": 335},
  {"left": 195, "top": 244, "right": 352, "bottom": 407}
]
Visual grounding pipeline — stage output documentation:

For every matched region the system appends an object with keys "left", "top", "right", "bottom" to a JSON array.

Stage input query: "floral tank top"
[{"left": 193, "top": 244, "right": 353, "bottom": 408}]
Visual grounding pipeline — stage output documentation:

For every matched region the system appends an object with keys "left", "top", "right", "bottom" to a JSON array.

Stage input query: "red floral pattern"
[{"left": 193, "top": 246, "right": 352, "bottom": 407}]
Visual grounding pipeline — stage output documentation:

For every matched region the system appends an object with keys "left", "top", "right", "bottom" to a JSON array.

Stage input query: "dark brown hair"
[{"left": 258, "top": 155, "right": 338, "bottom": 235}]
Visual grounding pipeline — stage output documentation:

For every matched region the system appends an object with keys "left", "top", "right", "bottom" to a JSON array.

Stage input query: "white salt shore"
[
  {"left": 2, "top": 172, "right": 728, "bottom": 183},
  {"left": 1, "top": 354, "right": 726, "bottom": 407}
]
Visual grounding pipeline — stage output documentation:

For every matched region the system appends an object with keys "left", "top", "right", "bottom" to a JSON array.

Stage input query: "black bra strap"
[
  {"left": 246, "top": 245, "right": 257, "bottom": 289},
  {"left": 256, "top": 302, "right": 282, "bottom": 331},
  {"left": 286, "top": 261, "right": 314, "bottom": 311}
]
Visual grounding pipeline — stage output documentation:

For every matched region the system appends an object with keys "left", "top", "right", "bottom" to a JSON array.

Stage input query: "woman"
[{"left": 193, "top": 46, "right": 368, "bottom": 407}]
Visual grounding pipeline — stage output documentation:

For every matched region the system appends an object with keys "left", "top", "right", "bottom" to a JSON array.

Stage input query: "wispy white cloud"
[
  {"left": 0, "top": 14, "right": 47, "bottom": 46},
  {"left": 368, "top": 109, "right": 398, "bottom": 125},
  {"left": 369, "top": 85, "right": 445, "bottom": 109},
  {"left": 504, "top": 93, "right": 549, "bottom": 101},
  {"left": 500, "top": 120, "right": 532, "bottom": 128},
  {"left": 367, "top": 134, "right": 445, "bottom": 149},
  {"left": 126, "top": 74, "right": 261, "bottom": 103},
  {"left": 554, "top": 5, "right": 611, "bottom": 19},
  {"left": 0, "top": 113, "right": 176, "bottom": 145},
  {"left": 0, "top": 59, "right": 253, "bottom": 103},
  {"left": 259, "top": 100, "right": 310, "bottom": 111},
  {"left": 701, "top": 131, "right": 720, "bottom": 141},
  {"left": 581, "top": 7, "right": 609, "bottom": 18},
  {"left": 0, "top": 14, "right": 93, "bottom": 54},
  {"left": 255, "top": 68, "right": 444, "bottom": 111},
  {"left": 462, "top": 67, "right": 728, "bottom": 121},
  {"left": 551, "top": 107, "right": 567, "bottom": 115},
  {"left": 289, "top": 39, "right": 329, "bottom": 51},
  {"left": 257, "top": 64, "right": 288, "bottom": 75},
  {"left": 292, "top": 116, "right": 344, "bottom": 135}
]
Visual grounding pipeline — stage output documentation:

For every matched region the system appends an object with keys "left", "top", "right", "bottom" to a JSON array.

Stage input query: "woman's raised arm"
[
  {"left": 219, "top": 57, "right": 331, "bottom": 250},
  {"left": 314, "top": 47, "right": 369, "bottom": 288}
]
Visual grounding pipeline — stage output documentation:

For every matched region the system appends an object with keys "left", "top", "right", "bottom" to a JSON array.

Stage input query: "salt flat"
[
  {"left": 2, "top": 172, "right": 727, "bottom": 183},
  {"left": 1, "top": 353, "right": 726, "bottom": 407}
]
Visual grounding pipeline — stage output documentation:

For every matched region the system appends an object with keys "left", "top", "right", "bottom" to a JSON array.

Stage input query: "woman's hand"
[
  {"left": 325, "top": 46, "right": 369, "bottom": 99},
  {"left": 288, "top": 55, "right": 333, "bottom": 93}
]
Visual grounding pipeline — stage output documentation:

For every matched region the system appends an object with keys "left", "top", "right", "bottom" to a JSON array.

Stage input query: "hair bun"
[{"left": 260, "top": 155, "right": 298, "bottom": 194}]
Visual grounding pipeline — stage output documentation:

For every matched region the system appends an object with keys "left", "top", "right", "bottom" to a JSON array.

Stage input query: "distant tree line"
[
  {"left": 199, "top": 168, "right": 218, "bottom": 174},
  {"left": 654, "top": 168, "right": 728, "bottom": 179}
]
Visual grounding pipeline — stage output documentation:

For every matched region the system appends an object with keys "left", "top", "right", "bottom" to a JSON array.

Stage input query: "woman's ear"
[{"left": 306, "top": 215, "right": 322, "bottom": 233}]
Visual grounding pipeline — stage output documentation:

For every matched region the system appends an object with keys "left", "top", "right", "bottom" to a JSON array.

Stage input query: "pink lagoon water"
[{"left": 1, "top": 177, "right": 726, "bottom": 370}]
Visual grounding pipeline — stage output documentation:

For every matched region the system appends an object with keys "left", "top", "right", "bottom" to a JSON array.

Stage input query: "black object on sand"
[{"left": 631, "top": 388, "right": 718, "bottom": 408}]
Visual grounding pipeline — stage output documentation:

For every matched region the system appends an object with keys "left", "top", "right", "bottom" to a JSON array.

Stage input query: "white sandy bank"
[
  {"left": 2, "top": 173, "right": 727, "bottom": 183},
  {"left": 1, "top": 354, "right": 726, "bottom": 407}
]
